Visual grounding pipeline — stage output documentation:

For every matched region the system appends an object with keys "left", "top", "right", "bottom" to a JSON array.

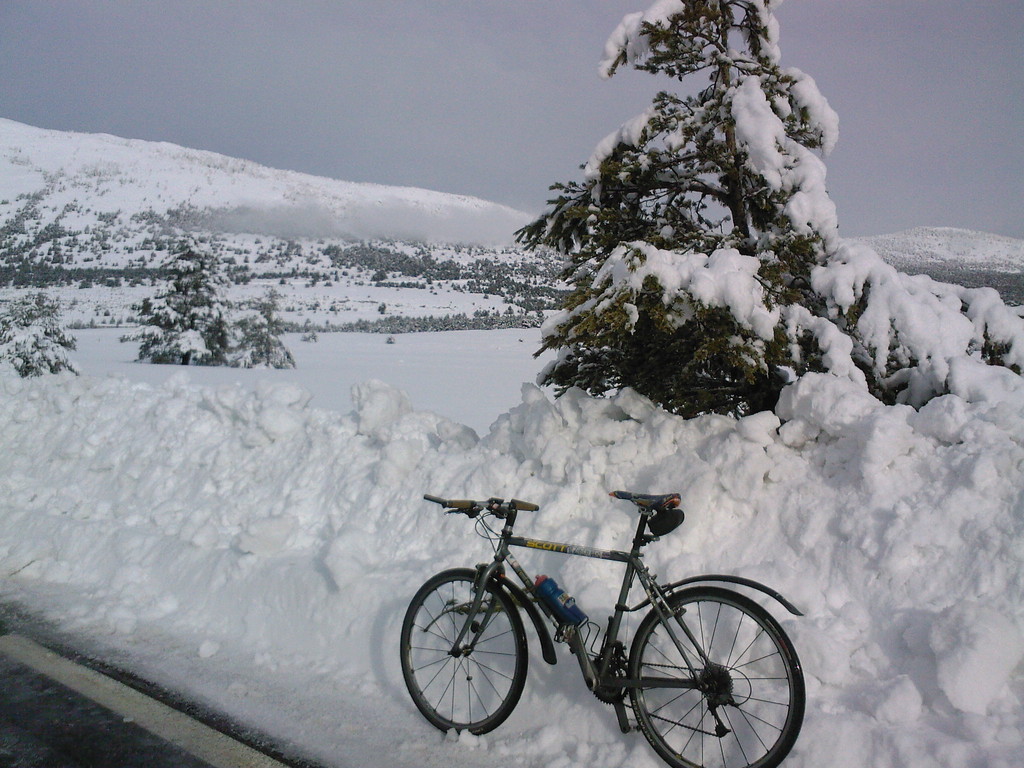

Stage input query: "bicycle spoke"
[
  {"left": 724, "top": 708, "right": 757, "bottom": 765},
  {"left": 681, "top": 708, "right": 703, "bottom": 755},
  {"left": 437, "top": 658, "right": 459, "bottom": 720},
  {"left": 729, "top": 626, "right": 767, "bottom": 669},
  {"left": 469, "top": 657, "right": 516, "bottom": 685},
  {"left": 741, "top": 693, "right": 791, "bottom": 707},
  {"left": 732, "top": 702, "right": 784, "bottom": 734},
  {"left": 649, "top": 628, "right": 695, "bottom": 672},
  {"left": 732, "top": 648, "right": 783, "bottom": 670},
  {"left": 645, "top": 687, "right": 693, "bottom": 720},
  {"left": 726, "top": 607, "right": 744, "bottom": 668},
  {"left": 469, "top": 651, "right": 518, "bottom": 661},
  {"left": 703, "top": 600, "right": 719, "bottom": 657},
  {"left": 739, "top": 675, "right": 791, "bottom": 682},
  {"left": 473, "top": 659, "right": 511, "bottom": 702},
  {"left": 658, "top": 693, "right": 703, "bottom": 737},
  {"left": 417, "top": 601, "right": 453, "bottom": 642},
  {"left": 414, "top": 623, "right": 457, "bottom": 647},
  {"left": 647, "top": 705, "right": 714, "bottom": 738},
  {"left": 474, "top": 627, "right": 514, "bottom": 646},
  {"left": 727, "top": 703, "right": 770, "bottom": 757},
  {"left": 411, "top": 654, "right": 454, "bottom": 674}
]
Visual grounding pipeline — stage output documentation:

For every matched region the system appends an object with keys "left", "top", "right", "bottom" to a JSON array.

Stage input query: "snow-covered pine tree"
[
  {"left": 519, "top": 0, "right": 1024, "bottom": 416},
  {"left": 229, "top": 289, "right": 296, "bottom": 369},
  {"left": 0, "top": 292, "right": 78, "bottom": 377},
  {"left": 126, "top": 245, "right": 232, "bottom": 365},
  {"left": 518, "top": 0, "right": 840, "bottom": 417}
]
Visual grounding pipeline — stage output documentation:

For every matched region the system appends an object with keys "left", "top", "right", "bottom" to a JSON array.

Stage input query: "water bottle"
[{"left": 534, "top": 575, "right": 588, "bottom": 625}]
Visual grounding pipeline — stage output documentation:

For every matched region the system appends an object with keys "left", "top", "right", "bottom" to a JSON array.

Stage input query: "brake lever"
[{"left": 446, "top": 506, "right": 481, "bottom": 518}]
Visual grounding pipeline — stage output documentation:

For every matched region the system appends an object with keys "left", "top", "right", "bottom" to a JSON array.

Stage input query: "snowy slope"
[
  {"left": 857, "top": 228, "right": 1024, "bottom": 272},
  {"left": 0, "top": 117, "right": 531, "bottom": 247},
  {"left": 855, "top": 229, "right": 1024, "bottom": 304},
  {"left": 0, "top": 118, "right": 562, "bottom": 329},
  {"left": 1, "top": 333, "right": 1023, "bottom": 767}
]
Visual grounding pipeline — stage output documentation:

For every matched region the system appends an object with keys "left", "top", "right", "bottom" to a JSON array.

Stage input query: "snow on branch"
[
  {"left": 808, "top": 240, "right": 1024, "bottom": 404},
  {"left": 588, "top": 242, "right": 781, "bottom": 339}
]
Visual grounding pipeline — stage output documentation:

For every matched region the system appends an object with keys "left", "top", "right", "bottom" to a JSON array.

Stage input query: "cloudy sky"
[{"left": 1, "top": 0, "right": 1021, "bottom": 238}]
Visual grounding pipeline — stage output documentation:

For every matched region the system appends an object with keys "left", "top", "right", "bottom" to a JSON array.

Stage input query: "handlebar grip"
[
  {"left": 511, "top": 499, "right": 539, "bottom": 511},
  {"left": 424, "top": 494, "right": 476, "bottom": 510}
]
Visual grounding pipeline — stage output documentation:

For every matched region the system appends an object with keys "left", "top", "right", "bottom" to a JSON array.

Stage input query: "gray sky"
[{"left": 1, "top": 0, "right": 1021, "bottom": 238}]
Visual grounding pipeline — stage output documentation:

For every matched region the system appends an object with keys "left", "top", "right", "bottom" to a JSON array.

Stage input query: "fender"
[
  {"left": 660, "top": 574, "right": 804, "bottom": 617},
  {"left": 494, "top": 575, "right": 558, "bottom": 665},
  {"left": 465, "top": 563, "right": 557, "bottom": 666}
]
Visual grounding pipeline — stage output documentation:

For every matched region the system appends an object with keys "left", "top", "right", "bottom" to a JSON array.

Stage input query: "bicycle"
[{"left": 400, "top": 491, "right": 805, "bottom": 768}]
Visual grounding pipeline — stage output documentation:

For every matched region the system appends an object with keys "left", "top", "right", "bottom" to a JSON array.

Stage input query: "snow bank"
[{"left": 1, "top": 367, "right": 1023, "bottom": 766}]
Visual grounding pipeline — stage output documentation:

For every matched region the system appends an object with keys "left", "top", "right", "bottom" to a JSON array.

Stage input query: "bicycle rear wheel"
[
  {"left": 628, "top": 586, "right": 804, "bottom": 768},
  {"left": 400, "top": 568, "right": 528, "bottom": 734}
]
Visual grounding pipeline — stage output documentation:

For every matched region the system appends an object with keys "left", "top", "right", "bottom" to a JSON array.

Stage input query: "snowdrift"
[{"left": 1, "top": 368, "right": 1022, "bottom": 767}]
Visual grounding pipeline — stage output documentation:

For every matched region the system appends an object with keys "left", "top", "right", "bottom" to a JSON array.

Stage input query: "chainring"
[{"left": 592, "top": 642, "right": 628, "bottom": 704}]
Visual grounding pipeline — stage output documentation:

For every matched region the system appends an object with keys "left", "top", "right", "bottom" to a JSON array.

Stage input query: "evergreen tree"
[
  {"left": 229, "top": 289, "right": 295, "bottom": 369},
  {"left": 0, "top": 292, "right": 78, "bottom": 377},
  {"left": 520, "top": 0, "right": 1024, "bottom": 415},
  {"left": 126, "top": 245, "right": 231, "bottom": 365},
  {"left": 518, "top": 0, "right": 841, "bottom": 417}
]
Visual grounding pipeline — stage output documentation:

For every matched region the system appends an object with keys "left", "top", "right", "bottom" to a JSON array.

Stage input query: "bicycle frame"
[{"left": 451, "top": 506, "right": 711, "bottom": 704}]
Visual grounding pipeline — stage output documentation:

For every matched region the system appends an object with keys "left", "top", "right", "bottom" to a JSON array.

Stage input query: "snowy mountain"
[
  {"left": 854, "top": 228, "right": 1023, "bottom": 303},
  {"left": 0, "top": 117, "right": 532, "bottom": 248},
  {"left": 0, "top": 118, "right": 560, "bottom": 329},
  {"left": 857, "top": 227, "right": 1024, "bottom": 271}
]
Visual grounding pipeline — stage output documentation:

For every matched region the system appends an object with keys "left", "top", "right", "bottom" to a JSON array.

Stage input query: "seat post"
[{"left": 630, "top": 512, "right": 652, "bottom": 553}]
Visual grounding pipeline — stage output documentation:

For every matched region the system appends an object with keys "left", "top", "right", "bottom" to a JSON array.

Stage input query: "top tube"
[{"left": 506, "top": 535, "right": 633, "bottom": 564}]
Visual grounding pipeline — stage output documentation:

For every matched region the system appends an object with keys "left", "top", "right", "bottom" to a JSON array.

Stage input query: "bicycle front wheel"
[
  {"left": 628, "top": 586, "right": 804, "bottom": 768},
  {"left": 400, "top": 568, "right": 528, "bottom": 734}
]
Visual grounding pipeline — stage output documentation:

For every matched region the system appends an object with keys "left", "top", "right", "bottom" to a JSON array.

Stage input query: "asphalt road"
[
  {"left": 0, "top": 602, "right": 327, "bottom": 768},
  {"left": 0, "top": 650, "right": 215, "bottom": 768}
]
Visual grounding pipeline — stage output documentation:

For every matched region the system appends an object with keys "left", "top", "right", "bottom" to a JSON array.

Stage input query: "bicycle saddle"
[
  {"left": 609, "top": 491, "right": 685, "bottom": 536},
  {"left": 609, "top": 490, "right": 681, "bottom": 511}
]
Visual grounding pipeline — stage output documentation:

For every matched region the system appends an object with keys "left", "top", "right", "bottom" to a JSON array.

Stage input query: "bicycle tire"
[
  {"left": 628, "top": 586, "right": 805, "bottom": 768},
  {"left": 400, "top": 568, "right": 528, "bottom": 734}
]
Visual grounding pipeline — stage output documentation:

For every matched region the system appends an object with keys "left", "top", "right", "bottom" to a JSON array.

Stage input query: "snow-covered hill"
[
  {"left": 855, "top": 228, "right": 1023, "bottom": 303},
  {"left": 0, "top": 117, "right": 531, "bottom": 248},
  {"left": 0, "top": 118, "right": 560, "bottom": 328},
  {"left": 857, "top": 227, "right": 1024, "bottom": 272}
]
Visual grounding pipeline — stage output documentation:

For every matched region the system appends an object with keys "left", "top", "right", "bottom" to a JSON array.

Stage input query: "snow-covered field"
[
  {"left": 71, "top": 328, "right": 549, "bottom": 434},
  {"left": 2, "top": 329, "right": 1023, "bottom": 768}
]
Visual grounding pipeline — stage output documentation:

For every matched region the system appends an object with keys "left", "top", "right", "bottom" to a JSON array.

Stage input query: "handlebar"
[{"left": 424, "top": 494, "right": 539, "bottom": 517}]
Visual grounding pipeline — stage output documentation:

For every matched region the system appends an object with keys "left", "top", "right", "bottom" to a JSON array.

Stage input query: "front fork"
[{"left": 447, "top": 560, "right": 505, "bottom": 656}]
